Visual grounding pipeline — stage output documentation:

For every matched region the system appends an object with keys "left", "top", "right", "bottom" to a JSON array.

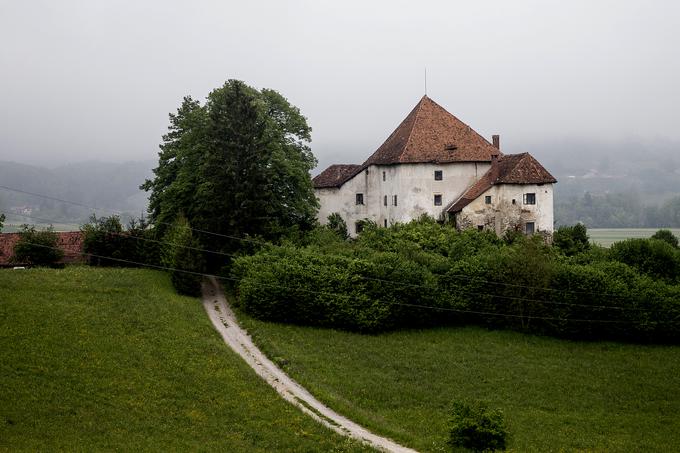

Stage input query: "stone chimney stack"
[{"left": 492, "top": 134, "right": 500, "bottom": 150}]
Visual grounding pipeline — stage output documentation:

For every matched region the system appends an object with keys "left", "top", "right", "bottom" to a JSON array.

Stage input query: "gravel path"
[{"left": 202, "top": 277, "right": 418, "bottom": 453}]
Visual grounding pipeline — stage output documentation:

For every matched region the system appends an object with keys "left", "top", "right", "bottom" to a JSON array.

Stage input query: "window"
[
  {"left": 356, "top": 193, "right": 364, "bottom": 205},
  {"left": 383, "top": 219, "right": 387, "bottom": 228},
  {"left": 393, "top": 195, "right": 398, "bottom": 206},
  {"left": 525, "top": 222, "right": 535, "bottom": 235},
  {"left": 512, "top": 199, "right": 516, "bottom": 205},
  {"left": 382, "top": 171, "right": 386, "bottom": 181},
  {"left": 485, "top": 195, "right": 492, "bottom": 204},
  {"left": 523, "top": 193, "right": 536, "bottom": 205},
  {"left": 477, "top": 225, "right": 484, "bottom": 231},
  {"left": 434, "top": 194, "right": 442, "bottom": 206},
  {"left": 355, "top": 222, "right": 363, "bottom": 234},
  {"left": 434, "top": 170, "right": 443, "bottom": 181},
  {"left": 383, "top": 195, "right": 387, "bottom": 206}
]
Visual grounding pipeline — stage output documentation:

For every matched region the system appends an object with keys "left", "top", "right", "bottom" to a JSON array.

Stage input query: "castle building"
[{"left": 312, "top": 96, "right": 557, "bottom": 237}]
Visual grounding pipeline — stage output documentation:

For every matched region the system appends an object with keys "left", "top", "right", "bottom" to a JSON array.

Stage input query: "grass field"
[
  {"left": 238, "top": 309, "right": 680, "bottom": 452},
  {"left": 0, "top": 267, "right": 370, "bottom": 452},
  {"left": 589, "top": 228, "right": 680, "bottom": 247}
]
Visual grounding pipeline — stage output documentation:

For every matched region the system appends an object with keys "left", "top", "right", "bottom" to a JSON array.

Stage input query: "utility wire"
[
  {"left": 0, "top": 184, "right": 660, "bottom": 302},
  {"left": 10, "top": 240, "right": 642, "bottom": 325},
  {"left": 4, "top": 211, "right": 644, "bottom": 312}
]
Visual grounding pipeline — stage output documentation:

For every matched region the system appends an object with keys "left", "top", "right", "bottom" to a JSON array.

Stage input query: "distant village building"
[{"left": 312, "top": 96, "right": 557, "bottom": 237}]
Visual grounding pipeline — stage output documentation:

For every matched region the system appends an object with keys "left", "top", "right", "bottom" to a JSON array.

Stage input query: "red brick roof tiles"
[
  {"left": 312, "top": 164, "right": 363, "bottom": 189},
  {"left": 446, "top": 153, "right": 557, "bottom": 213},
  {"left": 362, "top": 95, "right": 501, "bottom": 166}
]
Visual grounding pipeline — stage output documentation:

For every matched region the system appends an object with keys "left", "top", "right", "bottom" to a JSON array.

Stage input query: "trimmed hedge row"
[{"left": 232, "top": 220, "right": 680, "bottom": 342}]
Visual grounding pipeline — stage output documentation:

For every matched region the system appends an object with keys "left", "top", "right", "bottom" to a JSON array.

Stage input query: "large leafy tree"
[{"left": 142, "top": 80, "right": 318, "bottom": 263}]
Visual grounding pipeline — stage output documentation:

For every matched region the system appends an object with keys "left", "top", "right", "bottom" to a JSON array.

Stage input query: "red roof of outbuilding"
[
  {"left": 446, "top": 153, "right": 557, "bottom": 213},
  {"left": 312, "top": 164, "right": 363, "bottom": 189}
]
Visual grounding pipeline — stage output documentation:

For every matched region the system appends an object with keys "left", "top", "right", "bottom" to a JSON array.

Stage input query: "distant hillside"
[{"left": 0, "top": 160, "right": 154, "bottom": 229}]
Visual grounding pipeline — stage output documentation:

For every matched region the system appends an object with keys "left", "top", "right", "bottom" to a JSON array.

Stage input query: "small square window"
[
  {"left": 485, "top": 195, "right": 492, "bottom": 204},
  {"left": 523, "top": 193, "right": 536, "bottom": 205},
  {"left": 525, "top": 222, "right": 535, "bottom": 235},
  {"left": 356, "top": 193, "right": 364, "bottom": 205},
  {"left": 477, "top": 225, "right": 484, "bottom": 231},
  {"left": 383, "top": 195, "right": 387, "bottom": 206},
  {"left": 434, "top": 194, "right": 442, "bottom": 206},
  {"left": 355, "top": 222, "right": 363, "bottom": 234},
  {"left": 393, "top": 195, "right": 398, "bottom": 206},
  {"left": 434, "top": 170, "right": 443, "bottom": 181}
]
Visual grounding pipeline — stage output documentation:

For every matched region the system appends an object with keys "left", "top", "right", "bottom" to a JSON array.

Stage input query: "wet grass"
[
  {"left": 0, "top": 267, "right": 371, "bottom": 452},
  {"left": 238, "top": 308, "right": 680, "bottom": 452}
]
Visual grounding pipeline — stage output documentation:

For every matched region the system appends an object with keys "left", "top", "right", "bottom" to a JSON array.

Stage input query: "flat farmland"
[{"left": 588, "top": 228, "right": 680, "bottom": 247}]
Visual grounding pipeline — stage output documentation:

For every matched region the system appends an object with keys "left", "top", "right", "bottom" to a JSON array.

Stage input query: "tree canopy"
[{"left": 142, "top": 80, "right": 318, "bottom": 263}]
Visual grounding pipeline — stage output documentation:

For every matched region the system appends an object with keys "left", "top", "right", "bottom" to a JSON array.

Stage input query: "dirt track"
[{"left": 202, "top": 277, "right": 417, "bottom": 453}]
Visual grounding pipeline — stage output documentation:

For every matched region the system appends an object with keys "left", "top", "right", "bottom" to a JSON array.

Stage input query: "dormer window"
[{"left": 445, "top": 143, "right": 457, "bottom": 151}]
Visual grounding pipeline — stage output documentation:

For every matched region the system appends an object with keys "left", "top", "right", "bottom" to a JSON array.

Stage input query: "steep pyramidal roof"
[
  {"left": 446, "top": 153, "right": 557, "bottom": 213},
  {"left": 362, "top": 95, "right": 501, "bottom": 166}
]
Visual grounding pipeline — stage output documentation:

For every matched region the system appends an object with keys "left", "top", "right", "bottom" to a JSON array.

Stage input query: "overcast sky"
[{"left": 1, "top": 0, "right": 678, "bottom": 171}]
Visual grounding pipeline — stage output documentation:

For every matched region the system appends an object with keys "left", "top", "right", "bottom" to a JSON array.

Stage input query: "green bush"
[
  {"left": 81, "top": 215, "right": 159, "bottom": 267},
  {"left": 651, "top": 229, "right": 679, "bottom": 248},
  {"left": 327, "top": 212, "right": 349, "bottom": 240},
  {"left": 162, "top": 216, "right": 205, "bottom": 296},
  {"left": 448, "top": 400, "right": 507, "bottom": 452},
  {"left": 12, "top": 225, "right": 64, "bottom": 266},
  {"left": 553, "top": 223, "right": 590, "bottom": 256},
  {"left": 609, "top": 238, "right": 680, "bottom": 282}
]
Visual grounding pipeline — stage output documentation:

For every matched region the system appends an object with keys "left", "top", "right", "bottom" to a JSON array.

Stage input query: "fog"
[{"left": 1, "top": 0, "right": 679, "bottom": 172}]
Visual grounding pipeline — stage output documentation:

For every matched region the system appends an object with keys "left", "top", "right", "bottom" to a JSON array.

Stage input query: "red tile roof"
[
  {"left": 0, "top": 231, "right": 84, "bottom": 266},
  {"left": 312, "top": 164, "right": 363, "bottom": 189},
  {"left": 447, "top": 153, "right": 557, "bottom": 213},
  {"left": 363, "top": 95, "right": 501, "bottom": 166}
]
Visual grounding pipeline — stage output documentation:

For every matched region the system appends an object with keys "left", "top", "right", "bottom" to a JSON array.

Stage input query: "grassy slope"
[
  {"left": 238, "top": 310, "right": 680, "bottom": 452},
  {"left": 0, "top": 267, "right": 371, "bottom": 452}
]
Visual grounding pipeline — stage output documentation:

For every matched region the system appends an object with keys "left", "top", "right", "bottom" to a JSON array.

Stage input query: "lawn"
[
  {"left": 589, "top": 228, "right": 680, "bottom": 247},
  {"left": 238, "top": 309, "right": 680, "bottom": 452},
  {"left": 0, "top": 267, "right": 370, "bottom": 452}
]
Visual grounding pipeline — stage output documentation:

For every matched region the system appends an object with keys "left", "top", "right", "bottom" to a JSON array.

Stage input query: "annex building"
[{"left": 312, "top": 96, "right": 557, "bottom": 237}]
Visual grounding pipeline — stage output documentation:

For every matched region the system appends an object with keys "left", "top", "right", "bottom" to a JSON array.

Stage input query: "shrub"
[
  {"left": 553, "top": 223, "right": 590, "bottom": 256},
  {"left": 651, "top": 229, "right": 679, "bottom": 248},
  {"left": 162, "top": 216, "right": 205, "bottom": 296},
  {"left": 12, "top": 225, "right": 64, "bottom": 266},
  {"left": 81, "top": 215, "right": 159, "bottom": 267},
  {"left": 448, "top": 400, "right": 507, "bottom": 452},
  {"left": 327, "top": 212, "right": 349, "bottom": 240},
  {"left": 609, "top": 238, "right": 680, "bottom": 282}
]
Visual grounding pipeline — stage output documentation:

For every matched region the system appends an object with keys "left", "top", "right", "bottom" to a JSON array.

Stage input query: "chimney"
[{"left": 492, "top": 134, "right": 500, "bottom": 150}]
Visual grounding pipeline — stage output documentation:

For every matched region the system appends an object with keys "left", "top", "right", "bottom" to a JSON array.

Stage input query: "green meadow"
[
  {"left": 239, "top": 309, "right": 680, "bottom": 452},
  {"left": 0, "top": 267, "right": 370, "bottom": 452}
]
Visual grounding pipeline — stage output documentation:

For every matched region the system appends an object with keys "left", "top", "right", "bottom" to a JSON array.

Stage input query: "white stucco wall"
[
  {"left": 455, "top": 183, "right": 554, "bottom": 235},
  {"left": 316, "top": 162, "right": 491, "bottom": 237}
]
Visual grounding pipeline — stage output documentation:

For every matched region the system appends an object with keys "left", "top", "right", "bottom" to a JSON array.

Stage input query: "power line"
[
  {"left": 0, "top": 183, "right": 661, "bottom": 302},
  {"left": 11, "top": 240, "right": 644, "bottom": 325}
]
